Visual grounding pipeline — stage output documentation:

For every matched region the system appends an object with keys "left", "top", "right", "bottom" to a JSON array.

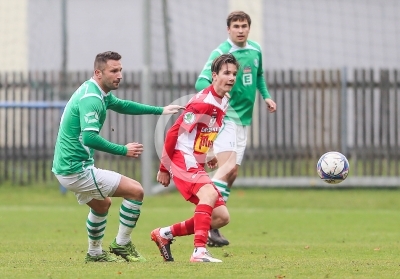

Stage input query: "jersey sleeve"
[
  {"left": 107, "top": 93, "right": 164, "bottom": 115},
  {"left": 82, "top": 131, "right": 127, "bottom": 155},
  {"left": 256, "top": 51, "right": 271, "bottom": 99},
  {"left": 159, "top": 124, "right": 179, "bottom": 173},
  {"left": 194, "top": 50, "right": 222, "bottom": 91},
  {"left": 79, "top": 95, "right": 104, "bottom": 133},
  {"left": 78, "top": 95, "right": 127, "bottom": 155}
]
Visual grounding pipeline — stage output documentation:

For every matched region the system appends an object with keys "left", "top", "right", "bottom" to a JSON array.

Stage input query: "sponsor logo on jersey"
[
  {"left": 243, "top": 66, "right": 252, "bottom": 73},
  {"left": 243, "top": 73, "right": 253, "bottom": 85},
  {"left": 194, "top": 132, "right": 218, "bottom": 153},
  {"left": 183, "top": 112, "right": 195, "bottom": 124},
  {"left": 201, "top": 127, "right": 219, "bottom": 133},
  {"left": 254, "top": 59, "right": 259, "bottom": 67},
  {"left": 84, "top": 111, "right": 99, "bottom": 123}
]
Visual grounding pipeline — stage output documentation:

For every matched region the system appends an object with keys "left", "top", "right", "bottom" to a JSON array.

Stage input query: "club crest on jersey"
[
  {"left": 84, "top": 111, "right": 99, "bottom": 123},
  {"left": 254, "top": 59, "right": 259, "bottom": 67},
  {"left": 183, "top": 112, "right": 195, "bottom": 124}
]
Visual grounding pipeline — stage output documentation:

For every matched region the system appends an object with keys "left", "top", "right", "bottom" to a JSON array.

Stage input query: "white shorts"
[
  {"left": 213, "top": 120, "right": 248, "bottom": 165},
  {"left": 55, "top": 167, "right": 122, "bottom": 205}
]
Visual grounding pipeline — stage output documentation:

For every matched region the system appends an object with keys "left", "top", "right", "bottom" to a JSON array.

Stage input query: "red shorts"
[{"left": 170, "top": 151, "right": 225, "bottom": 207}]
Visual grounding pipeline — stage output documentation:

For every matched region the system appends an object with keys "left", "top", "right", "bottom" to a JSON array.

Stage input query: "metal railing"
[{"left": 0, "top": 69, "right": 399, "bottom": 187}]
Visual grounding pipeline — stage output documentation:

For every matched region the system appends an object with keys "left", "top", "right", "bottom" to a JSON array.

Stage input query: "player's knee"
[
  {"left": 197, "top": 184, "right": 219, "bottom": 205},
  {"left": 227, "top": 167, "right": 238, "bottom": 184},
  {"left": 91, "top": 198, "right": 111, "bottom": 214},
  {"left": 102, "top": 201, "right": 112, "bottom": 213},
  {"left": 207, "top": 188, "right": 219, "bottom": 204},
  {"left": 128, "top": 180, "right": 144, "bottom": 201},
  {"left": 220, "top": 212, "right": 230, "bottom": 227},
  {"left": 135, "top": 187, "right": 144, "bottom": 201},
  {"left": 211, "top": 210, "right": 230, "bottom": 228},
  {"left": 116, "top": 176, "right": 144, "bottom": 200}
]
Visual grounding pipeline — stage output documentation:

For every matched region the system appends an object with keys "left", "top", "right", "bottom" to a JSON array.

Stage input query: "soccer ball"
[{"left": 317, "top": 151, "right": 349, "bottom": 184}]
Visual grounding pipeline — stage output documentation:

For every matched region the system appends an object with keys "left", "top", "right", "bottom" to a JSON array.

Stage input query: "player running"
[{"left": 150, "top": 54, "right": 239, "bottom": 262}]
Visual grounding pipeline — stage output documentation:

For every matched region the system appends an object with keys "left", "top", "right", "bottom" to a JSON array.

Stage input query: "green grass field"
[{"left": 1, "top": 185, "right": 400, "bottom": 279}]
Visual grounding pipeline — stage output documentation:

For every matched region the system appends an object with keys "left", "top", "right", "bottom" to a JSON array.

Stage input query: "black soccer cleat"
[{"left": 207, "top": 229, "right": 230, "bottom": 247}]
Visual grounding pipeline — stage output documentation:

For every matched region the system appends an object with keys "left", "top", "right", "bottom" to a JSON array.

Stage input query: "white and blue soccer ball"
[{"left": 317, "top": 151, "right": 349, "bottom": 184}]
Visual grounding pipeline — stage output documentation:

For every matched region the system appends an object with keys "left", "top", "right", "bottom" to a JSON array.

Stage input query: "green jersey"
[
  {"left": 52, "top": 78, "right": 163, "bottom": 175},
  {"left": 195, "top": 39, "right": 270, "bottom": 126}
]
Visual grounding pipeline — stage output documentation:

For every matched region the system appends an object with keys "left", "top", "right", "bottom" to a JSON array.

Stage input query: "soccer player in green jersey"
[
  {"left": 195, "top": 11, "right": 277, "bottom": 247},
  {"left": 52, "top": 51, "right": 183, "bottom": 263}
]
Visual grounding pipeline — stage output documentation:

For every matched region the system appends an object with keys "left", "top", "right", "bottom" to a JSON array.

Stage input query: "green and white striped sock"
[
  {"left": 212, "top": 179, "right": 231, "bottom": 202},
  {"left": 87, "top": 209, "right": 107, "bottom": 256},
  {"left": 116, "top": 199, "right": 142, "bottom": 245}
]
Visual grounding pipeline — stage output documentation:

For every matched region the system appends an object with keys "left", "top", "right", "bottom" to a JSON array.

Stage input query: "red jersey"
[{"left": 160, "top": 85, "right": 229, "bottom": 172}]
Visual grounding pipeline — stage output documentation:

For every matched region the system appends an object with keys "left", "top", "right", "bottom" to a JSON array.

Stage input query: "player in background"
[
  {"left": 52, "top": 51, "right": 183, "bottom": 263},
  {"left": 195, "top": 11, "right": 277, "bottom": 247},
  {"left": 150, "top": 54, "right": 239, "bottom": 263}
]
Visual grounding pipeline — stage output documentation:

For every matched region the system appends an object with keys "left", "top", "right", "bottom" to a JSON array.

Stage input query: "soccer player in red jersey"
[
  {"left": 150, "top": 54, "right": 239, "bottom": 263},
  {"left": 196, "top": 11, "right": 277, "bottom": 247}
]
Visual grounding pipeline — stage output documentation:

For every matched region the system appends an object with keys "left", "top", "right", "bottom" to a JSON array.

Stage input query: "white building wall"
[
  {"left": 0, "top": 0, "right": 28, "bottom": 72},
  {"left": 1, "top": 0, "right": 398, "bottom": 72}
]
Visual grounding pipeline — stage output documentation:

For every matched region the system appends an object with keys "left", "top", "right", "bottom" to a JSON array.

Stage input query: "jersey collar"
[
  {"left": 90, "top": 78, "right": 110, "bottom": 96},
  {"left": 227, "top": 38, "right": 249, "bottom": 50},
  {"left": 208, "top": 85, "right": 223, "bottom": 104}
]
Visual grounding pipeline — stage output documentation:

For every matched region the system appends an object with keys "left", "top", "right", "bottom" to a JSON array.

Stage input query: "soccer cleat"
[
  {"left": 109, "top": 238, "right": 146, "bottom": 262},
  {"left": 85, "top": 250, "right": 124, "bottom": 263},
  {"left": 150, "top": 228, "right": 174, "bottom": 261},
  {"left": 190, "top": 249, "right": 222, "bottom": 263},
  {"left": 207, "top": 229, "right": 229, "bottom": 247}
]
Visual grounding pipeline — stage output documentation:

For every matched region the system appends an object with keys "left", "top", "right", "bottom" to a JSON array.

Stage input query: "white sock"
[
  {"left": 160, "top": 226, "right": 173, "bottom": 239},
  {"left": 87, "top": 209, "right": 107, "bottom": 256},
  {"left": 193, "top": 247, "right": 207, "bottom": 256},
  {"left": 116, "top": 199, "right": 142, "bottom": 245}
]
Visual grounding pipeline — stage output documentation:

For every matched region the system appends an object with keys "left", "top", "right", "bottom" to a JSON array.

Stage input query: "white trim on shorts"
[
  {"left": 213, "top": 120, "right": 248, "bottom": 165},
  {"left": 55, "top": 167, "right": 122, "bottom": 205}
]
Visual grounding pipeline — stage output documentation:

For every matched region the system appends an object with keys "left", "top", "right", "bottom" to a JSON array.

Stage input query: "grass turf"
[{"left": 0, "top": 185, "right": 400, "bottom": 279}]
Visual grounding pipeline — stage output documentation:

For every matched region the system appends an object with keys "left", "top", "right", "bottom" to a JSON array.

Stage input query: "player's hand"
[
  {"left": 162, "top": 105, "right": 185, "bottom": 115},
  {"left": 265, "top": 98, "right": 277, "bottom": 113},
  {"left": 157, "top": 171, "right": 171, "bottom": 187},
  {"left": 125, "top": 142, "right": 143, "bottom": 158},
  {"left": 207, "top": 157, "right": 218, "bottom": 169}
]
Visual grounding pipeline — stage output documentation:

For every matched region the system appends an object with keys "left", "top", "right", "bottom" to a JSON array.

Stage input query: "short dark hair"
[
  {"left": 94, "top": 51, "right": 121, "bottom": 70},
  {"left": 227, "top": 11, "right": 251, "bottom": 27},
  {"left": 211, "top": 54, "right": 240, "bottom": 74}
]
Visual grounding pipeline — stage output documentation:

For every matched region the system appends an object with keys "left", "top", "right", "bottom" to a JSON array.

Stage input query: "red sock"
[
  {"left": 170, "top": 217, "right": 194, "bottom": 236},
  {"left": 194, "top": 204, "right": 213, "bottom": 248}
]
